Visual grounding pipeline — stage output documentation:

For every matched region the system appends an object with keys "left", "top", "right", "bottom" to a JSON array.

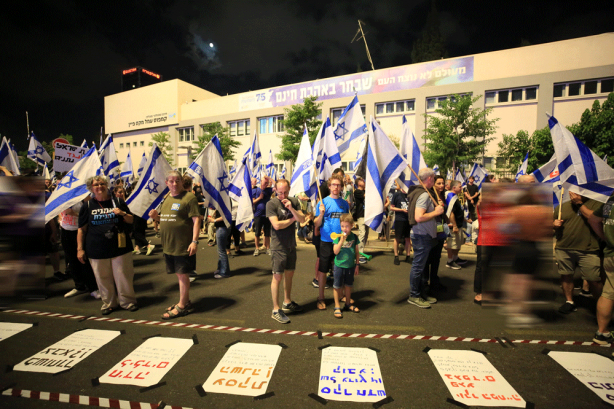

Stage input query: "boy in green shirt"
[{"left": 332, "top": 214, "right": 360, "bottom": 318}]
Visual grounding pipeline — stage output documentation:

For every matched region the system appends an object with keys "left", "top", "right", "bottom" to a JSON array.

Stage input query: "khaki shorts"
[
  {"left": 602, "top": 257, "right": 614, "bottom": 301},
  {"left": 271, "top": 248, "right": 297, "bottom": 274},
  {"left": 446, "top": 230, "right": 463, "bottom": 250},
  {"left": 555, "top": 248, "right": 601, "bottom": 282}
]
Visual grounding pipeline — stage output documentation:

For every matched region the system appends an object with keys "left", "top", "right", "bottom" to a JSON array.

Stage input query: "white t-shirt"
[{"left": 60, "top": 202, "right": 83, "bottom": 231}]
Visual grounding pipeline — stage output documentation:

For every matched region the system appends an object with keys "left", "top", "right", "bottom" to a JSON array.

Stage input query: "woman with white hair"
[{"left": 77, "top": 175, "right": 138, "bottom": 315}]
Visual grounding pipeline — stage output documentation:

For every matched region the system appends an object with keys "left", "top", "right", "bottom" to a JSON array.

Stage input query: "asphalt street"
[{"left": 0, "top": 230, "right": 610, "bottom": 409}]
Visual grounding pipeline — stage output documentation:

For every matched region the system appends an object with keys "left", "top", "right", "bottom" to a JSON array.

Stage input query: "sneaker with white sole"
[
  {"left": 267, "top": 249, "right": 271, "bottom": 256},
  {"left": 90, "top": 290, "right": 101, "bottom": 299},
  {"left": 253, "top": 249, "right": 260, "bottom": 256},
  {"left": 579, "top": 289, "right": 593, "bottom": 298},
  {"left": 146, "top": 244, "right": 155, "bottom": 256},
  {"left": 64, "top": 288, "right": 87, "bottom": 298},
  {"left": 559, "top": 302, "right": 577, "bottom": 314},
  {"left": 422, "top": 294, "right": 438, "bottom": 304},
  {"left": 359, "top": 257, "right": 367, "bottom": 264},
  {"left": 407, "top": 297, "right": 431, "bottom": 309},
  {"left": 446, "top": 261, "right": 461, "bottom": 270},
  {"left": 282, "top": 301, "right": 303, "bottom": 314},
  {"left": 271, "top": 309, "right": 290, "bottom": 323},
  {"left": 455, "top": 257, "right": 468, "bottom": 265},
  {"left": 593, "top": 331, "right": 614, "bottom": 345},
  {"left": 133, "top": 249, "right": 142, "bottom": 255}
]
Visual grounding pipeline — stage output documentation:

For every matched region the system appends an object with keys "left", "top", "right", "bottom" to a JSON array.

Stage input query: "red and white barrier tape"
[
  {"left": 1, "top": 388, "right": 190, "bottom": 409},
  {"left": 1, "top": 309, "right": 608, "bottom": 347}
]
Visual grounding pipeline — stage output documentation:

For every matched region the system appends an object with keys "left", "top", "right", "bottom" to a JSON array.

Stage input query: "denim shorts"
[{"left": 333, "top": 265, "right": 355, "bottom": 289}]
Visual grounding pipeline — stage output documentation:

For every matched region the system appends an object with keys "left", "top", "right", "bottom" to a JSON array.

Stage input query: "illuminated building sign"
[
  {"left": 123, "top": 68, "right": 137, "bottom": 75},
  {"left": 142, "top": 69, "right": 161, "bottom": 79}
]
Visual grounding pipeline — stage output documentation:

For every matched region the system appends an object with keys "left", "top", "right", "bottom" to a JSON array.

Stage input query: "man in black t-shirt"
[
  {"left": 464, "top": 177, "right": 480, "bottom": 220},
  {"left": 390, "top": 181, "right": 411, "bottom": 265},
  {"left": 353, "top": 177, "right": 368, "bottom": 264}
]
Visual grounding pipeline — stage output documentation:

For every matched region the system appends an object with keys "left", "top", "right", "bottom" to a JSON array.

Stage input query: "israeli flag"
[
  {"left": 228, "top": 158, "right": 254, "bottom": 232},
  {"left": 467, "top": 163, "right": 488, "bottom": 190},
  {"left": 314, "top": 117, "right": 342, "bottom": 184},
  {"left": 187, "top": 136, "right": 232, "bottom": 227},
  {"left": 515, "top": 152, "right": 529, "bottom": 182},
  {"left": 42, "top": 163, "right": 50, "bottom": 180},
  {"left": 27, "top": 132, "right": 51, "bottom": 166},
  {"left": 9, "top": 139, "right": 20, "bottom": 173},
  {"left": 120, "top": 151, "right": 134, "bottom": 185},
  {"left": 80, "top": 140, "right": 88, "bottom": 148},
  {"left": 229, "top": 160, "right": 238, "bottom": 180},
  {"left": 266, "top": 150, "right": 275, "bottom": 178},
  {"left": 333, "top": 96, "right": 368, "bottom": 157},
  {"left": 353, "top": 136, "right": 366, "bottom": 172},
  {"left": 398, "top": 115, "right": 427, "bottom": 193},
  {"left": 126, "top": 144, "right": 172, "bottom": 219},
  {"left": 445, "top": 191, "right": 458, "bottom": 218},
  {"left": 98, "top": 135, "right": 120, "bottom": 183},
  {"left": 44, "top": 147, "right": 103, "bottom": 224},
  {"left": 455, "top": 168, "right": 466, "bottom": 186},
  {"left": 446, "top": 169, "right": 453, "bottom": 181},
  {"left": 433, "top": 164, "right": 440, "bottom": 175},
  {"left": 550, "top": 115, "right": 614, "bottom": 202},
  {"left": 137, "top": 152, "right": 147, "bottom": 178},
  {"left": 246, "top": 131, "right": 261, "bottom": 175},
  {"left": 532, "top": 154, "right": 557, "bottom": 183},
  {"left": 289, "top": 127, "right": 316, "bottom": 202},
  {"left": 365, "top": 116, "right": 408, "bottom": 233},
  {"left": 280, "top": 163, "right": 286, "bottom": 179},
  {"left": 0, "top": 137, "right": 20, "bottom": 175}
]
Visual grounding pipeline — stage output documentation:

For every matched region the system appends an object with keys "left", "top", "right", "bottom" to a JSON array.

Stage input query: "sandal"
[
  {"left": 344, "top": 304, "right": 360, "bottom": 313},
  {"left": 161, "top": 304, "right": 190, "bottom": 320},
  {"left": 102, "top": 307, "right": 116, "bottom": 316},
  {"left": 166, "top": 301, "right": 194, "bottom": 313},
  {"left": 334, "top": 307, "right": 343, "bottom": 319},
  {"left": 317, "top": 298, "right": 326, "bottom": 310},
  {"left": 340, "top": 297, "right": 355, "bottom": 304}
]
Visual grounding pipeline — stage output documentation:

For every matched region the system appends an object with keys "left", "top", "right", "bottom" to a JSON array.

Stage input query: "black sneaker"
[
  {"left": 53, "top": 271, "right": 69, "bottom": 281},
  {"left": 282, "top": 301, "right": 303, "bottom": 314},
  {"left": 593, "top": 331, "right": 614, "bottom": 345},
  {"left": 446, "top": 261, "right": 461, "bottom": 270},
  {"left": 559, "top": 302, "right": 577, "bottom": 314},
  {"left": 455, "top": 257, "right": 468, "bottom": 265},
  {"left": 311, "top": 278, "right": 319, "bottom": 288},
  {"left": 579, "top": 289, "right": 593, "bottom": 298},
  {"left": 404, "top": 256, "right": 411, "bottom": 263},
  {"left": 394, "top": 256, "right": 400, "bottom": 265}
]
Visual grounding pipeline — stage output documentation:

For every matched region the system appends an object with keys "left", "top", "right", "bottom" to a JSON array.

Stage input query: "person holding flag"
[
  {"left": 149, "top": 170, "right": 201, "bottom": 319},
  {"left": 77, "top": 175, "right": 137, "bottom": 315},
  {"left": 252, "top": 176, "right": 273, "bottom": 256}
]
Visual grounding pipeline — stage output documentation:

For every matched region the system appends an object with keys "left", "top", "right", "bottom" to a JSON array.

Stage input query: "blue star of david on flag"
[
  {"left": 218, "top": 172, "right": 229, "bottom": 193},
  {"left": 35, "top": 145, "right": 45, "bottom": 155},
  {"left": 333, "top": 122, "right": 349, "bottom": 141},
  {"left": 57, "top": 170, "right": 78, "bottom": 190},
  {"left": 145, "top": 178, "right": 159, "bottom": 194}
]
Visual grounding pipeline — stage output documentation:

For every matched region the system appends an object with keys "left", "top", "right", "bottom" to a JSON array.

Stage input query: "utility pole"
[{"left": 352, "top": 20, "right": 375, "bottom": 71}]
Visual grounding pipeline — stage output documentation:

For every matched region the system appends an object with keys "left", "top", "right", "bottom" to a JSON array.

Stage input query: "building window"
[
  {"left": 426, "top": 94, "right": 470, "bottom": 111},
  {"left": 178, "top": 127, "right": 194, "bottom": 142},
  {"left": 483, "top": 157, "right": 494, "bottom": 170},
  {"left": 119, "top": 143, "right": 124, "bottom": 149},
  {"left": 177, "top": 167, "right": 186, "bottom": 175},
  {"left": 331, "top": 105, "right": 366, "bottom": 126},
  {"left": 133, "top": 142, "right": 137, "bottom": 147},
  {"left": 375, "top": 99, "right": 415, "bottom": 116},
  {"left": 340, "top": 161, "right": 356, "bottom": 173},
  {"left": 484, "top": 87, "right": 538, "bottom": 105},
  {"left": 259, "top": 115, "right": 284, "bottom": 134},
  {"left": 554, "top": 78, "right": 614, "bottom": 98},
  {"left": 228, "top": 119, "right": 250, "bottom": 137},
  {"left": 140, "top": 141, "right": 144, "bottom": 147}
]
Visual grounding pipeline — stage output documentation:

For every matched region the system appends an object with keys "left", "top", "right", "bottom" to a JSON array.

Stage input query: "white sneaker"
[
  {"left": 64, "top": 288, "right": 87, "bottom": 298},
  {"left": 146, "top": 244, "right": 155, "bottom": 256},
  {"left": 253, "top": 249, "right": 260, "bottom": 256},
  {"left": 90, "top": 290, "right": 101, "bottom": 299},
  {"left": 267, "top": 249, "right": 271, "bottom": 256}
]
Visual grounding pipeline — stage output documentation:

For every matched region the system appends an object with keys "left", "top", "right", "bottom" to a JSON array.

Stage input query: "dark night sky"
[{"left": 1, "top": 0, "right": 613, "bottom": 153}]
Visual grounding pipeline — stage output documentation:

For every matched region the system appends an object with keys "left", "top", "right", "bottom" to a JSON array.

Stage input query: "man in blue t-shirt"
[
  {"left": 252, "top": 176, "right": 273, "bottom": 256},
  {"left": 314, "top": 174, "right": 349, "bottom": 310}
]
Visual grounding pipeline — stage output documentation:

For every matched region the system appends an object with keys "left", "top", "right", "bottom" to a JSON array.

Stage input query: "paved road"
[{"left": 0, "top": 230, "right": 610, "bottom": 408}]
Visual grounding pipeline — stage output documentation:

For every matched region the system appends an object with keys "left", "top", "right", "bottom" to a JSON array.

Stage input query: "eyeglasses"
[{"left": 330, "top": 184, "right": 342, "bottom": 187}]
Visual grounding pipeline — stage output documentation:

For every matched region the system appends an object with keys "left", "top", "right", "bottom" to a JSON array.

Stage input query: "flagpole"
[
  {"left": 313, "top": 164, "right": 323, "bottom": 202},
  {"left": 558, "top": 188, "right": 564, "bottom": 219},
  {"left": 406, "top": 164, "right": 439, "bottom": 206},
  {"left": 26, "top": 111, "right": 30, "bottom": 140}
]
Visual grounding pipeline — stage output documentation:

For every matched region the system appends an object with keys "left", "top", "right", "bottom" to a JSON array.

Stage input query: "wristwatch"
[{"left": 192, "top": 240, "right": 199, "bottom": 244}]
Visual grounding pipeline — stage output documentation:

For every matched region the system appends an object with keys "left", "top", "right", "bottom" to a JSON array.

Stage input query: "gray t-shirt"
[
  {"left": 266, "top": 197, "right": 301, "bottom": 250},
  {"left": 411, "top": 192, "right": 437, "bottom": 238}
]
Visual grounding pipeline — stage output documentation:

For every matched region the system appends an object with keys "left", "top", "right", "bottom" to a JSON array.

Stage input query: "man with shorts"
[
  {"left": 555, "top": 192, "right": 603, "bottom": 314},
  {"left": 445, "top": 180, "right": 465, "bottom": 269},
  {"left": 252, "top": 177, "right": 273, "bottom": 256},
  {"left": 314, "top": 175, "right": 349, "bottom": 309},
  {"left": 391, "top": 181, "right": 411, "bottom": 265},
  {"left": 149, "top": 171, "right": 200, "bottom": 319},
  {"left": 267, "top": 179, "right": 305, "bottom": 323}
]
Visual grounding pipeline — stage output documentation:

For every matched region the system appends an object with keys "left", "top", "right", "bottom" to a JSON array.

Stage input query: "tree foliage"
[
  {"left": 149, "top": 132, "right": 173, "bottom": 166},
  {"left": 423, "top": 94, "right": 498, "bottom": 177},
  {"left": 496, "top": 127, "right": 554, "bottom": 174},
  {"left": 411, "top": 0, "right": 448, "bottom": 64},
  {"left": 195, "top": 122, "right": 241, "bottom": 162},
  {"left": 568, "top": 93, "right": 614, "bottom": 166},
  {"left": 277, "top": 96, "right": 322, "bottom": 162}
]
